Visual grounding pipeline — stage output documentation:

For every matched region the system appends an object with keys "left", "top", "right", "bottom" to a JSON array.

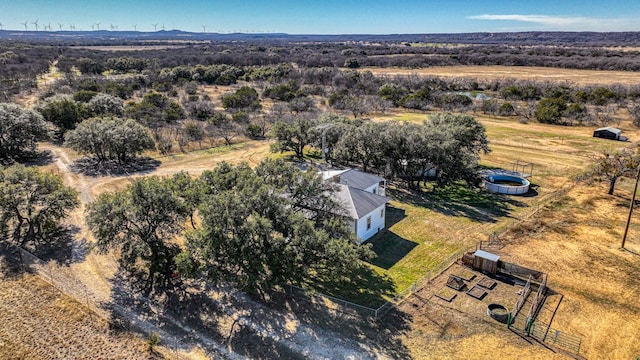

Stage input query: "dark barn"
[{"left": 593, "top": 127, "right": 623, "bottom": 141}]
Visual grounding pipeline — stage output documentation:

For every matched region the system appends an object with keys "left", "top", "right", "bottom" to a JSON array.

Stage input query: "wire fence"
[
  {"left": 529, "top": 320, "right": 582, "bottom": 354},
  {"left": 285, "top": 247, "right": 468, "bottom": 320},
  {"left": 17, "top": 248, "right": 205, "bottom": 360}
]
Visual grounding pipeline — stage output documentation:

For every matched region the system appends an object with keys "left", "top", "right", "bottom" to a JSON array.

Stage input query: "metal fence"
[
  {"left": 529, "top": 320, "right": 582, "bottom": 354},
  {"left": 285, "top": 247, "right": 468, "bottom": 320}
]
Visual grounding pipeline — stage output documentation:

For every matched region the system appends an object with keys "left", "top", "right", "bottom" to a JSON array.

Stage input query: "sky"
[{"left": 1, "top": 0, "right": 639, "bottom": 34}]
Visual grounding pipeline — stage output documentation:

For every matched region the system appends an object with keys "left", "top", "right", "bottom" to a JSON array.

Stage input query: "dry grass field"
[
  {"left": 362, "top": 65, "right": 640, "bottom": 86},
  {"left": 0, "top": 274, "right": 154, "bottom": 359},
  {"left": 396, "top": 181, "right": 640, "bottom": 359}
]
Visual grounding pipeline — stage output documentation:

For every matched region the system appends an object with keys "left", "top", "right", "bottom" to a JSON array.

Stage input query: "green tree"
[
  {"left": 64, "top": 117, "right": 155, "bottom": 164},
  {"left": 0, "top": 103, "right": 51, "bottom": 160},
  {"left": 334, "top": 121, "right": 386, "bottom": 173},
  {"left": 424, "top": 113, "right": 490, "bottom": 188},
  {"left": 35, "top": 94, "right": 86, "bottom": 133},
  {"left": 88, "top": 93, "right": 124, "bottom": 117},
  {"left": 177, "top": 160, "right": 372, "bottom": 298},
  {"left": 270, "top": 116, "right": 316, "bottom": 159},
  {"left": 535, "top": 97, "right": 567, "bottom": 124},
  {"left": 343, "top": 58, "right": 360, "bottom": 69},
  {"left": 0, "top": 165, "right": 79, "bottom": 249},
  {"left": 221, "top": 86, "right": 261, "bottom": 112},
  {"left": 378, "top": 84, "right": 409, "bottom": 107},
  {"left": 86, "top": 175, "right": 190, "bottom": 296}
]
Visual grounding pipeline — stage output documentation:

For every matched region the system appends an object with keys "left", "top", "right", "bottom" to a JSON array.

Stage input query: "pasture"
[
  {"left": 4, "top": 61, "right": 640, "bottom": 358},
  {"left": 363, "top": 65, "right": 640, "bottom": 86}
]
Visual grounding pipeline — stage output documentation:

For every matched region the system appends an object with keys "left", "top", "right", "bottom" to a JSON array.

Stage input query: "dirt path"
[{"left": 39, "top": 142, "right": 389, "bottom": 359}]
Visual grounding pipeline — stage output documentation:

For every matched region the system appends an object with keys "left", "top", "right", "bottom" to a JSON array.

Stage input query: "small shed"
[
  {"left": 473, "top": 250, "right": 500, "bottom": 275},
  {"left": 593, "top": 127, "right": 623, "bottom": 141}
]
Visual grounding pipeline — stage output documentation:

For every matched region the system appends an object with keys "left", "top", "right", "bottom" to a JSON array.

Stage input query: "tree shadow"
[
  {"left": 303, "top": 263, "right": 397, "bottom": 309},
  {"left": 389, "top": 184, "right": 528, "bottom": 223},
  {"left": 21, "top": 149, "right": 55, "bottom": 167},
  {"left": 27, "top": 225, "right": 80, "bottom": 265},
  {"left": 71, "top": 156, "right": 161, "bottom": 177},
  {"left": 265, "top": 288, "right": 413, "bottom": 360}
]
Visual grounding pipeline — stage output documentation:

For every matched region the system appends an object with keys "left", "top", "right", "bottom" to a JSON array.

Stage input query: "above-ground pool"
[{"left": 484, "top": 174, "right": 530, "bottom": 195}]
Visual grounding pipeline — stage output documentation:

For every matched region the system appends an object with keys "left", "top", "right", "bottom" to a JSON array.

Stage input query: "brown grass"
[
  {"left": 0, "top": 274, "right": 154, "bottom": 359},
  {"left": 397, "top": 181, "right": 640, "bottom": 359},
  {"left": 362, "top": 65, "right": 640, "bottom": 86}
]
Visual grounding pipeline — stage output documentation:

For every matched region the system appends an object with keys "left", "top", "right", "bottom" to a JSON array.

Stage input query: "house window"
[
  {"left": 372, "top": 188, "right": 377, "bottom": 194},
  {"left": 380, "top": 208, "right": 384, "bottom": 218},
  {"left": 366, "top": 216, "right": 372, "bottom": 230}
]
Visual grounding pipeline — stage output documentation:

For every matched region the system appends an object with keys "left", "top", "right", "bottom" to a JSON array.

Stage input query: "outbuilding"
[
  {"left": 593, "top": 127, "right": 625, "bottom": 141},
  {"left": 473, "top": 250, "right": 500, "bottom": 275}
]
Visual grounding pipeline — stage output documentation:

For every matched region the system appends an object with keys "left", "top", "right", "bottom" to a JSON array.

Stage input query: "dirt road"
[{"left": 39, "top": 142, "right": 390, "bottom": 359}]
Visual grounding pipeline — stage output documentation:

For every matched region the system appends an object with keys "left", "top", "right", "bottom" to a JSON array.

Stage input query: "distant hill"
[{"left": 1, "top": 29, "right": 639, "bottom": 46}]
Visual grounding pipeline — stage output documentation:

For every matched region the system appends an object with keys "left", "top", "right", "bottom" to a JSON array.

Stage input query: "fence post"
[{"left": 48, "top": 263, "right": 56, "bottom": 294}]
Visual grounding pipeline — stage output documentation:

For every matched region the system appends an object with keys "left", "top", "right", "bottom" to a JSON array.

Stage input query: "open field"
[
  {"left": 362, "top": 65, "right": 640, "bottom": 86},
  {"left": 6, "top": 56, "right": 640, "bottom": 358},
  {"left": 396, "top": 181, "right": 640, "bottom": 359},
  {"left": 366, "top": 111, "right": 640, "bottom": 294},
  {"left": 0, "top": 274, "right": 163, "bottom": 359}
]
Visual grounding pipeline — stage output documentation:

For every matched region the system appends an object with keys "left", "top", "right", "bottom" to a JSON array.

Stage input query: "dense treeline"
[
  {"left": 0, "top": 42, "right": 59, "bottom": 100},
  {"left": 271, "top": 113, "right": 490, "bottom": 189},
  {"left": 87, "top": 159, "right": 372, "bottom": 297}
]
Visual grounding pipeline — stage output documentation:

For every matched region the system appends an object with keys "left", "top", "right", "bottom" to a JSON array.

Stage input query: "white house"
[{"left": 321, "top": 169, "right": 388, "bottom": 242}]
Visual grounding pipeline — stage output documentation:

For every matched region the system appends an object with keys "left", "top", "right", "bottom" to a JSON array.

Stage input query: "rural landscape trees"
[
  {"left": 591, "top": 149, "right": 640, "bottom": 195},
  {"left": 2, "top": 32, "right": 640, "bottom": 359},
  {"left": 0, "top": 103, "right": 51, "bottom": 161},
  {"left": 179, "top": 160, "right": 372, "bottom": 298},
  {"left": 86, "top": 160, "right": 372, "bottom": 298},
  {"left": 86, "top": 175, "right": 189, "bottom": 296},
  {"left": 0, "top": 165, "right": 79, "bottom": 249},
  {"left": 64, "top": 117, "right": 155, "bottom": 164}
]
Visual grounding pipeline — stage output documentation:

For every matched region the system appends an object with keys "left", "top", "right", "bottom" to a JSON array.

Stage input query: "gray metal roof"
[
  {"left": 595, "top": 127, "right": 622, "bottom": 135},
  {"left": 334, "top": 169, "right": 385, "bottom": 191},
  {"left": 333, "top": 184, "right": 388, "bottom": 219},
  {"left": 474, "top": 250, "right": 500, "bottom": 262}
]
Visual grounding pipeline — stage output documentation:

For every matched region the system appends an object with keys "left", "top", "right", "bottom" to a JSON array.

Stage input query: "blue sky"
[{"left": 1, "top": 0, "right": 639, "bottom": 34}]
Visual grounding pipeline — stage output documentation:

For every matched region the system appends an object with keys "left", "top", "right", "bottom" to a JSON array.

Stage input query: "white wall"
[
  {"left": 363, "top": 181, "right": 385, "bottom": 196},
  {"left": 356, "top": 204, "right": 386, "bottom": 242}
]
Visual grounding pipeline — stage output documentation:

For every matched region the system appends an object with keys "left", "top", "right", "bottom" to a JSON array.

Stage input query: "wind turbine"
[
  {"left": 95, "top": 22, "right": 100, "bottom": 30},
  {"left": 201, "top": 25, "right": 206, "bottom": 33},
  {"left": 45, "top": 23, "right": 51, "bottom": 31},
  {"left": 0, "top": 22, "right": 3, "bottom": 30},
  {"left": 152, "top": 23, "right": 158, "bottom": 31},
  {"left": 21, "top": 21, "right": 28, "bottom": 30},
  {"left": 133, "top": 24, "right": 137, "bottom": 31},
  {"left": 32, "top": 19, "right": 39, "bottom": 31},
  {"left": 161, "top": 24, "right": 165, "bottom": 31},
  {"left": 58, "top": 23, "right": 63, "bottom": 30},
  {"left": 69, "top": 24, "right": 75, "bottom": 30},
  {"left": 91, "top": 24, "right": 95, "bottom": 30}
]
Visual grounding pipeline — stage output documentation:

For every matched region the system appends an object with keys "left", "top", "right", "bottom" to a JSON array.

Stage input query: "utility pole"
[
  {"left": 621, "top": 165, "right": 640, "bottom": 249},
  {"left": 314, "top": 123, "right": 334, "bottom": 164}
]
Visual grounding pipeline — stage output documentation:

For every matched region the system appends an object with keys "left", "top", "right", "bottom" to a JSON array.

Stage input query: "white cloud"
[{"left": 467, "top": 14, "right": 638, "bottom": 31}]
